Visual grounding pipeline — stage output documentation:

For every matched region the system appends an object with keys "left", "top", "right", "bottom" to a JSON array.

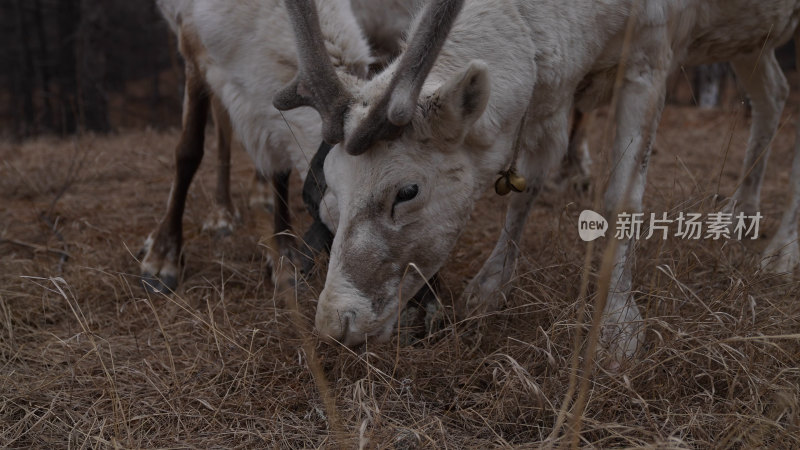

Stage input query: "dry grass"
[{"left": 1, "top": 92, "right": 800, "bottom": 448}]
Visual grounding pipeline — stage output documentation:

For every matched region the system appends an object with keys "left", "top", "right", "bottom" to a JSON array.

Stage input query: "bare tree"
[
  {"left": 34, "top": 0, "right": 54, "bottom": 131},
  {"left": 12, "top": 0, "right": 36, "bottom": 136},
  {"left": 55, "top": 0, "right": 79, "bottom": 134},
  {"left": 77, "top": 0, "right": 109, "bottom": 132},
  {"left": 0, "top": 1, "right": 187, "bottom": 137}
]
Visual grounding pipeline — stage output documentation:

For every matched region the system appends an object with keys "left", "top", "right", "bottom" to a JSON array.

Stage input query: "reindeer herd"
[{"left": 143, "top": 0, "right": 800, "bottom": 364}]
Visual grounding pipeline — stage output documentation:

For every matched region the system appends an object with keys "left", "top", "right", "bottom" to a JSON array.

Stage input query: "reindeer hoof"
[
  {"left": 399, "top": 276, "right": 443, "bottom": 344},
  {"left": 461, "top": 275, "right": 505, "bottom": 319},
  {"left": 202, "top": 205, "right": 240, "bottom": 237},
  {"left": 139, "top": 235, "right": 181, "bottom": 294},
  {"left": 761, "top": 236, "right": 799, "bottom": 276},
  {"left": 141, "top": 272, "right": 179, "bottom": 294}
]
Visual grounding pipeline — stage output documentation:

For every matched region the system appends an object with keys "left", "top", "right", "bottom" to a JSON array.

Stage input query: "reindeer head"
[{"left": 276, "top": 0, "right": 493, "bottom": 346}]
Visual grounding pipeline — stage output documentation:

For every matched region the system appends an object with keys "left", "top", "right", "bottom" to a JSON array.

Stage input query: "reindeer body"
[
  {"left": 140, "top": 0, "right": 374, "bottom": 292},
  {"left": 282, "top": 0, "right": 800, "bottom": 354}
]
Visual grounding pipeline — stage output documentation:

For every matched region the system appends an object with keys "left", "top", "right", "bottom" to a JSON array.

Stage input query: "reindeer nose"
[{"left": 315, "top": 298, "right": 349, "bottom": 344}]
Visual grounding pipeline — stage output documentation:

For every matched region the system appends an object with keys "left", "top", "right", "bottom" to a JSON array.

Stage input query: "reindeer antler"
[
  {"left": 273, "top": 0, "right": 352, "bottom": 144},
  {"left": 275, "top": 0, "right": 465, "bottom": 154},
  {"left": 345, "top": 0, "right": 465, "bottom": 155}
]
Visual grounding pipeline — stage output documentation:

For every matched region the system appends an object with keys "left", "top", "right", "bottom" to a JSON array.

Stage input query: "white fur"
[
  {"left": 315, "top": 0, "right": 800, "bottom": 354},
  {"left": 350, "top": 0, "right": 423, "bottom": 63}
]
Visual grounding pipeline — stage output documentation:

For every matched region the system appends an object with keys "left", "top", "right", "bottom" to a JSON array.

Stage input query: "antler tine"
[
  {"left": 273, "top": 0, "right": 352, "bottom": 144},
  {"left": 345, "top": 0, "right": 465, "bottom": 155},
  {"left": 386, "top": 0, "right": 465, "bottom": 125}
]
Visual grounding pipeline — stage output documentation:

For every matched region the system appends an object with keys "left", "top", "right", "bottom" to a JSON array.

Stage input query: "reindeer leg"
[
  {"left": 762, "top": 120, "right": 800, "bottom": 274},
  {"left": 560, "top": 109, "right": 592, "bottom": 193},
  {"left": 761, "top": 38, "right": 800, "bottom": 275},
  {"left": 141, "top": 59, "right": 210, "bottom": 293},
  {"left": 693, "top": 63, "right": 726, "bottom": 108},
  {"left": 600, "top": 40, "right": 671, "bottom": 364},
  {"left": 249, "top": 170, "right": 274, "bottom": 211},
  {"left": 726, "top": 51, "right": 789, "bottom": 219},
  {"left": 269, "top": 169, "right": 306, "bottom": 278},
  {"left": 463, "top": 108, "right": 569, "bottom": 316},
  {"left": 202, "top": 95, "right": 240, "bottom": 236}
]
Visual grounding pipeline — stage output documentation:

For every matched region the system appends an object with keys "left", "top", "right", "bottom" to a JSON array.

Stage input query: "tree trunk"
[
  {"left": 56, "top": 0, "right": 79, "bottom": 134},
  {"left": 13, "top": 0, "right": 36, "bottom": 136},
  {"left": 34, "top": 0, "right": 54, "bottom": 131},
  {"left": 77, "top": 0, "right": 109, "bottom": 133}
]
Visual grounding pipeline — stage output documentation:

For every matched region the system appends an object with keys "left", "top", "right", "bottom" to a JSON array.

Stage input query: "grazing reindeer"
[
  {"left": 141, "top": 0, "right": 373, "bottom": 292},
  {"left": 276, "top": 0, "right": 800, "bottom": 360}
]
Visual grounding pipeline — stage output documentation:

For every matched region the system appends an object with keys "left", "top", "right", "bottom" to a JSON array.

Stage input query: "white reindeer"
[
  {"left": 141, "top": 0, "right": 380, "bottom": 292},
  {"left": 276, "top": 0, "right": 800, "bottom": 361}
]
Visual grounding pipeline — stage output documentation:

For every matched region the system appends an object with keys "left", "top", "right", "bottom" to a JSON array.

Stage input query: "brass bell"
[
  {"left": 495, "top": 175, "right": 511, "bottom": 196},
  {"left": 508, "top": 172, "right": 527, "bottom": 192}
]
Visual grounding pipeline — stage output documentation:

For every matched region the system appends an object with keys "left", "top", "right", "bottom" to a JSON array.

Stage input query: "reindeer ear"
[{"left": 424, "top": 60, "right": 490, "bottom": 141}]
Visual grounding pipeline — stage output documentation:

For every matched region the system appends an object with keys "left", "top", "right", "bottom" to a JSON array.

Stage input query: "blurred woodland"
[
  {"left": 2, "top": 1, "right": 796, "bottom": 141},
  {"left": 1, "top": 0, "right": 182, "bottom": 139}
]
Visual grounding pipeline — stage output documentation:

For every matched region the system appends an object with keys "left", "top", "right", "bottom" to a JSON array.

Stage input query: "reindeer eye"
[{"left": 395, "top": 184, "right": 419, "bottom": 204}]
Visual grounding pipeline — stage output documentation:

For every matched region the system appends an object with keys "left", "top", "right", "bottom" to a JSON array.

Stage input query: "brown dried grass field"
[{"left": 2, "top": 87, "right": 800, "bottom": 447}]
